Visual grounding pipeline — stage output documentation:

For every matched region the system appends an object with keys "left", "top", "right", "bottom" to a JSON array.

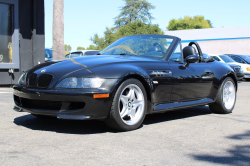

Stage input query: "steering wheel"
[{"left": 153, "top": 42, "right": 165, "bottom": 53}]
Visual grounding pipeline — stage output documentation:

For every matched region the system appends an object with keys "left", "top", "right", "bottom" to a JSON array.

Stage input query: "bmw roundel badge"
[{"left": 41, "top": 69, "right": 46, "bottom": 73}]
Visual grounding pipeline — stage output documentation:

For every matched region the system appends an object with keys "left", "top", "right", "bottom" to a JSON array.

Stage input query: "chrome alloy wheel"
[
  {"left": 118, "top": 84, "right": 145, "bottom": 125},
  {"left": 223, "top": 80, "right": 236, "bottom": 110}
]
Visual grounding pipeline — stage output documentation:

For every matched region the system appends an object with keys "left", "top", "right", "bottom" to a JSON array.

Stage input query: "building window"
[
  {"left": 0, "top": 0, "right": 19, "bottom": 68},
  {"left": 0, "top": 3, "right": 13, "bottom": 63}
]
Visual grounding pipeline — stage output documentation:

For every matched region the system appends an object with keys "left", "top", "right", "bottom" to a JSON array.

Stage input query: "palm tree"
[{"left": 53, "top": 0, "right": 64, "bottom": 60}]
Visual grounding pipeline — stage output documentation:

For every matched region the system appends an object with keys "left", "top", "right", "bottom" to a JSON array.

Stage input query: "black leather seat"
[{"left": 183, "top": 46, "right": 198, "bottom": 59}]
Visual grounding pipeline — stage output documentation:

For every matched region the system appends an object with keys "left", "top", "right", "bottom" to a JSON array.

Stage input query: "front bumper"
[
  {"left": 243, "top": 73, "right": 250, "bottom": 78},
  {"left": 236, "top": 72, "right": 245, "bottom": 80},
  {"left": 13, "top": 84, "right": 113, "bottom": 120}
]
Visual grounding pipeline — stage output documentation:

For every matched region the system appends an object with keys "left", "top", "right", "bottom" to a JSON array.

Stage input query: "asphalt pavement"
[{"left": 0, "top": 81, "right": 250, "bottom": 165}]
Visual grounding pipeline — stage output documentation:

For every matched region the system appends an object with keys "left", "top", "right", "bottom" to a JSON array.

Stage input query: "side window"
[
  {"left": 213, "top": 56, "right": 220, "bottom": 61},
  {"left": 231, "top": 56, "right": 244, "bottom": 63},
  {"left": 169, "top": 42, "right": 183, "bottom": 63}
]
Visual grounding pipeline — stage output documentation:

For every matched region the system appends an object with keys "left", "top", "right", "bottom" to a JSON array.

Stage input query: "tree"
[
  {"left": 114, "top": 0, "right": 155, "bottom": 27},
  {"left": 64, "top": 44, "right": 72, "bottom": 54},
  {"left": 77, "top": 46, "right": 85, "bottom": 50},
  {"left": 167, "top": 15, "right": 213, "bottom": 31},
  {"left": 53, "top": 0, "right": 64, "bottom": 60},
  {"left": 86, "top": 45, "right": 97, "bottom": 50},
  {"left": 89, "top": 21, "right": 163, "bottom": 51}
]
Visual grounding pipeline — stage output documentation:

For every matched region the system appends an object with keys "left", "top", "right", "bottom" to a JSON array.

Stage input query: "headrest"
[{"left": 183, "top": 46, "right": 197, "bottom": 59}]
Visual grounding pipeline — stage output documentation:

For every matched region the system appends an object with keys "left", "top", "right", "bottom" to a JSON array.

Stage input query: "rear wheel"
[
  {"left": 209, "top": 77, "right": 236, "bottom": 114},
  {"left": 105, "top": 79, "right": 147, "bottom": 131}
]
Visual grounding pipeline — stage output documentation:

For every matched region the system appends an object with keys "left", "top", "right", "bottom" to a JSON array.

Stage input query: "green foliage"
[
  {"left": 114, "top": 0, "right": 155, "bottom": 27},
  {"left": 64, "top": 44, "right": 72, "bottom": 51},
  {"left": 77, "top": 46, "right": 85, "bottom": 50},
  {"left": 167, "top": 15, "right": 213, "bottom": 30},
  {"left": 86, "top": 44, "right": 98, "bottom": 50},
  {"left": 89, "top": 21, "right": 163, "bottom": 51}
]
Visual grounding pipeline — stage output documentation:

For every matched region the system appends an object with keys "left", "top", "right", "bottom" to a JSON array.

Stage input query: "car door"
[{"left": 168, "top": 43, "right": 213, "bottom": 102}]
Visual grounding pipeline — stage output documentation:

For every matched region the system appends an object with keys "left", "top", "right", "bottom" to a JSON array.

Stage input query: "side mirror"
[{"left": 183, "top": 55, "right": 199, "bottom": 67}]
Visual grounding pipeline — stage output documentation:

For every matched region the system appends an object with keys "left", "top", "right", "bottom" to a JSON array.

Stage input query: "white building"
[{"left": 165, "top": 26, "right": 250, "bottom": 55}]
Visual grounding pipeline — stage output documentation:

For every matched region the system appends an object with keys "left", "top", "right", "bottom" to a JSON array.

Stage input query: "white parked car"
[
  {"left": 209, "top": 54, "right": 250, "bottom": 80},
  {"left": 65, "top": 50, "right": 100, "bottom": 59}
]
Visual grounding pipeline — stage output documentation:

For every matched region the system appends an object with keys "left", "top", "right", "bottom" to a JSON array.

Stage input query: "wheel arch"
[
  {"left": 113, "top": 73, "right": 153, "bottom": 113},
  {"left": 225, "top": 73, "right": 238, "bottom": 91}
]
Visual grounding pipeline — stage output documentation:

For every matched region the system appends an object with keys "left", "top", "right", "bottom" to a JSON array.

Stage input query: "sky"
[{"left": 45, "top": 0, "right": 250, "bottom": 51}]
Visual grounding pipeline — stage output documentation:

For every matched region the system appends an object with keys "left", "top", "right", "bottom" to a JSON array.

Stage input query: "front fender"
[
  {"left": 71, "top": 63, "right": 154, "bottom": 112},
  {"left": 208, "top": 61, "right": 238, "bottom": 99}
]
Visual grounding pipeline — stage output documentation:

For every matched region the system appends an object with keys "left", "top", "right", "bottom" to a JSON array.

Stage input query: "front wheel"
[
  {"left": 209, "top": 77, "right": 236, "bottom": 114},
  {"left": 105, "top": 79, "right": 147, "bottom": 131}
]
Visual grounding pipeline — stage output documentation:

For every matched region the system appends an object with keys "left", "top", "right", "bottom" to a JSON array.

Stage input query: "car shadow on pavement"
[
  {"left": 143, "top": 105, "right": 212, "bottom": 125},
  {"left": 13, "top": 106, "right": 212, "bottom": 134},
  {"left": 14, "top": 115, "right": 112, "bottom": 134},
  {"left": 191, "top": 130, "right": 250, "bottom": 165}
]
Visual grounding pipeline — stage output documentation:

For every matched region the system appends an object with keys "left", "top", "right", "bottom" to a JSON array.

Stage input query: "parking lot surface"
[{"left": 0, "top": 82, "right": 250, "bottom": 165}]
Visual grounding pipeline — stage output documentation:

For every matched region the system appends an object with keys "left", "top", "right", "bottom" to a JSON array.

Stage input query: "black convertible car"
[{"left": 13, "top": 35, "right": 237, "bottom": 131}]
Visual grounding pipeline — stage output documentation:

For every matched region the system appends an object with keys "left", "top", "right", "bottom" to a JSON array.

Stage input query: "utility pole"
[{"left": 53, "top": 0, "right": 64, "bottom": 60}]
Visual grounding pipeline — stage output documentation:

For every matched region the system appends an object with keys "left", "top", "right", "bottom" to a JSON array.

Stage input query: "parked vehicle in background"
[
  {"left": 45, "top": 48, "right": 53, "bottom": 62},
  {"left": 65, "top": 50, "right": 100, "bottom": 59},
  {"left": 226, "top": 54, "right": 250, "bottom": 80},
  {"left": 210, "top": 54, "right": 249, "bottom": 80},
  {"left": 226, "top": 64, "right": 244, "bottom": 80},
  {"left": 227, "top": 54, "right": 250, "bottom": 64}
]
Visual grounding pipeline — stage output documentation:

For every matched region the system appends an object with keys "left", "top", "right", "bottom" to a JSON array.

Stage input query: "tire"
[
  {"left": 105, "top": 78, "right": 147, "bottom": 131},
  {"left": 209, "top": 77, "right": 236, "bottom": 114}
]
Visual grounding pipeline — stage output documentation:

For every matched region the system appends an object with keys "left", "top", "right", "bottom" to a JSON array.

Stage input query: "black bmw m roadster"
[{"left": 13, "top": 35, "right": 237, "bottom": 131}]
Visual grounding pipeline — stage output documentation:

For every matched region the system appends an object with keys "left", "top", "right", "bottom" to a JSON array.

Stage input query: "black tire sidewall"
[{"left": 112, "top": 79, "right": 147, "bottom": 131}]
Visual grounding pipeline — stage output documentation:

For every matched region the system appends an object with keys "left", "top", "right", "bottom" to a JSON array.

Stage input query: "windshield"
[
  {"left": 65, "top": 52, "right": 83, "bottom": 59},
  {"left": 240, "top": 55, "right": 250, "bottom": 63},
  {"left": 219, "top": 55, "right": 235, "bottom": 63},
  {"left": 203, "top": 54, "right": 209, "bottom": 59},
  {"left": 85, "top": 51, "right": 100, "bottom": 55},
  {"left": 101, "top": 35, "right": 174, "bottom": 60}
]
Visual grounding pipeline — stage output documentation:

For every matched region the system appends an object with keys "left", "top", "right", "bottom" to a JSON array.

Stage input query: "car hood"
[{"left": 35, "top": 55, "right": 161, "bottom": 75}]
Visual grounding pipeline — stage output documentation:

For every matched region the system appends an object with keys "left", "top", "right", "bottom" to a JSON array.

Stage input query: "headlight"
[
  {"left": 246, "top": 67, "right": 250, "bottom": 71},
  {"left": 56, "top": 77, "right": 117, "bottom": 90},
  {"left": 18, "top": 73, "right": 27, "bottom": 85}
]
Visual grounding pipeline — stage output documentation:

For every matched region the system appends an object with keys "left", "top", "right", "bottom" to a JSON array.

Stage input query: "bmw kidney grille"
[
  {"left": 38, "top": 74, "right": 53, "bottom": 88},
  {"left": 27, "top": 74, "right": 53, "bottom": 88}
]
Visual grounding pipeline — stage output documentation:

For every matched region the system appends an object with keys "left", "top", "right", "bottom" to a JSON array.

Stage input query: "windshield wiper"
[{"left": 120, "top": 53, "right": 126, "bottom": 55}]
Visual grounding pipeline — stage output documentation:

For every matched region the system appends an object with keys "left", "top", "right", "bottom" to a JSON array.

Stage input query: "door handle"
[
  {"left": 149, "top": 70, "right": 172, "bottom": 77},
  {"left": 205, "top": 69, "right": 212, "bottom": 73}
]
